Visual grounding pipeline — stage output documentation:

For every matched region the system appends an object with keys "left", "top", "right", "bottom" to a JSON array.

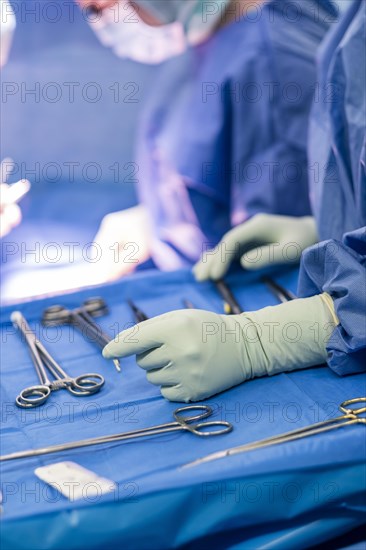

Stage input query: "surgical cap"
[
  {"left": 133, "top": 0, "right": 193, "bottom": 24},
  {"left": 133, "top": 0, "right": 230, "bottom": 28}
]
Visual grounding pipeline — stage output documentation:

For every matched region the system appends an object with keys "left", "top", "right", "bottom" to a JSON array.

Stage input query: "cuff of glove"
[
  {"left": 319, "top": 292, "right": 339, "bottom": 326},
  {"left": 239, "top": 293, "right": 338, "bottom": 378}
]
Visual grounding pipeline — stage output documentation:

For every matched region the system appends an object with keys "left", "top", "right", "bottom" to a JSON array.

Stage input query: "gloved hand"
[
  {"left": 0, "top": 184, "right": 21, "bottom": 238},
  {"left": 193, "top": 214, "right": 318, "bottom": 281},
  {"left": 103, "top": 293, "right": 338, "bottom": 402},
  {"left": 91, "top": 205, "right": 151, "bottom": 283},
  {"left": 0, "top": 178, "right": 31, "bottom": 238},
  {"left": 1, "top": 158, "right": 30, "bottom": 238}
]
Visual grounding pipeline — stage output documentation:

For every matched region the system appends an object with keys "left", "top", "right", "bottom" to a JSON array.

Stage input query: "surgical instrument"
[
  {"left": 42, "top": 297, "right": 108, "bottom": 337},
  {"left": 183, "top": 398, "right": 366, "bottom": 468},
  {"left": 262, "top": 277, "right": 297, "bottom": 303},
  {"left": 127, "top": 299, "right": 149, "bottom": 323},
  {"left": 42, "top": 298, "right": 121, "bottom": 372},
  {"left": 0, "top": 405, "right": 233, "bottom": 462},
  {"left": 215, "top": 280, "right": 243, "bottom": 315},
  {"left": 12, "top": 311, "right": 105, "bottom": 408}
]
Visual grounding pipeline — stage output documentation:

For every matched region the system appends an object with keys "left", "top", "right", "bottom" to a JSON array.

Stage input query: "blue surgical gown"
[
  {"left": 137, "top": 0, "right": 337, "bottom": 269},
  {"left": 298, "top": 0, "right": 366, "bottom": 376}
]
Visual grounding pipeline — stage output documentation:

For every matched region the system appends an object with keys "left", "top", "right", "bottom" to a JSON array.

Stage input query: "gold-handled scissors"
[{"left": 183, "top": 398, "right": 366, "bottom": 468}]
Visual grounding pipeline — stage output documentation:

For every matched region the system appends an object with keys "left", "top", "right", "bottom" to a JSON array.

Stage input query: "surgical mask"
[
  {"left": 0, "top": 0, "right": 16, "bottom": 67},
  {"left": 87, "top": 0, "right": 230, "bottom": 64},
  {"left": 88, "top": 0, "right": 186, "bottom": 64}
]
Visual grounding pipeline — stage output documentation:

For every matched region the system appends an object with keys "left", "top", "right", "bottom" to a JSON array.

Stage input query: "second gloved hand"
[
  {"left": 193, "top": 214, "right": 318, "bottom": 281},
  {"left": 103, "top": 294, "right": 338, "bottom": 402}
]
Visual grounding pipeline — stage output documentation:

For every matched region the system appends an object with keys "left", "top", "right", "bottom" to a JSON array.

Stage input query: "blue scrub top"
[
  {"left": 136, "top": 0, "right": 337, "bottom": 269},
  {"left": 299, "top": 0, "right": 366, "bottom": 377}
]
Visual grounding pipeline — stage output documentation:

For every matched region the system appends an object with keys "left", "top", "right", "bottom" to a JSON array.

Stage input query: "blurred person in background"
[{"left": 77, "top": 0, "right": 339, "bottom": 281}]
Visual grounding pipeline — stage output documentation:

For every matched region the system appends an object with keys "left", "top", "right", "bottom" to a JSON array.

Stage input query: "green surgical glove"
[
  {"left": 103, "top": 293, "right": 338, "bottom": 402},
  {"left": 193, "top": 214, "right": 318, "bottom": 281}
]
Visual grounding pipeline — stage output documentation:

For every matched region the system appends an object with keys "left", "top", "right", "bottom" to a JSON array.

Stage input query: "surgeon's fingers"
[
  {"left": 161, "top": 385, "right": 190, "bottom": 403},
  {"left": 240, "top": 243, "right": 292, "bottom": 271},
  {"left": 193, "top": 253, "right": 214, "bottom": 281},
  {"left": 146, "top": 365, "right": 179, "bottom": 386},
  {"left": 195, "top": 246, "right": 236, "bottom": 281},
  {"left": 193, "top": 223, "right": 251, "bottom": 281},
  {"left": 103, "top": 318, "right": 166, "bottom": 359},
  {"left": 136, "top": 347, "right": 170, "bottom": 370},
  {"left": 193, "top": 250, "right": 227, "bottom": 281},
  {"left": 194, "top": 230, "right": 242, "bottom": 281},
  {"left": 194, "top": 215, "right": 274, "bottom": 281},
  {"left": 209, "top": 250, "right": 237, "bottom": 280}
]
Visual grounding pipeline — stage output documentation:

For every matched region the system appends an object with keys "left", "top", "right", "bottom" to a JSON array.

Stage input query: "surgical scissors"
[
  {"left": 42, "top": 298, "right": 121, "bottom": 372},
  {"left": 183, "top": 398, "right": 366, "bottom": 468},
  {"left": 0, "top": 405, "right": 233, "bottom": 461},
  {"left": 12, "top": 312, "right": 105, "bottom": 408}
]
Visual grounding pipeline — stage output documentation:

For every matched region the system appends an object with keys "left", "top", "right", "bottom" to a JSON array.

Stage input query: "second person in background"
[{"left": 87, "top": 0, "right": 339, "bottom": 278}]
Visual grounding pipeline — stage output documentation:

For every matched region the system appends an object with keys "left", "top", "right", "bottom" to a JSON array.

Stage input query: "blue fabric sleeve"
[{"left": 298, "top": 227, "right": 366, "bottom": 376}]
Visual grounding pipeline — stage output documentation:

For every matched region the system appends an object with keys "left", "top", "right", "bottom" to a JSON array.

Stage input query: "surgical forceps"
[
  {"left": 215, "top": 280, "right": 243, "bottom": 315},
  {"left": 12, "top": 312, "right": 105, "bottom": 409},
  {"left": 127, "top": 300, "right": 149, "bottom": 323},
  {"left": 0, "top": 405, "right": 233, "bottom": 462},
  {"left": 42, "top": 298, "right": 121, "bottom": 372},
  {"left": 262, "top": 276, "right": 297, "bottom": 303},
  {"left": 183, "top": 398, "right": 366, "bottom": 468}
]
